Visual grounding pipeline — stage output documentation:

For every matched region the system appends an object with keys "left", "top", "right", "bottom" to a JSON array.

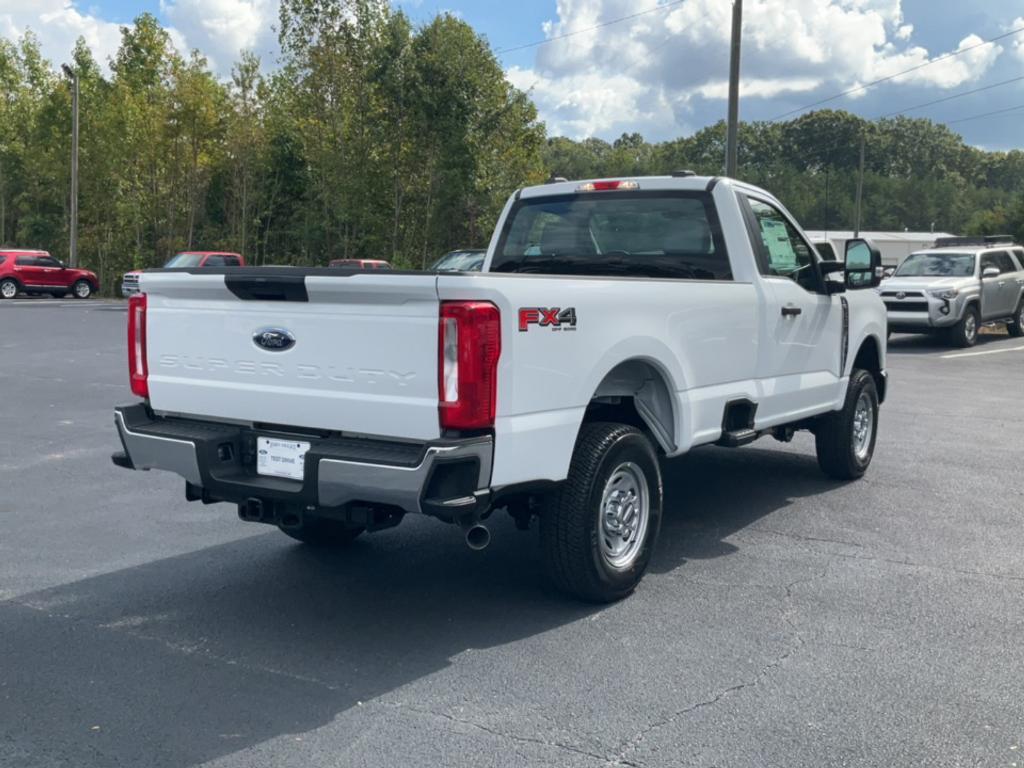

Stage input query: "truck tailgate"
[{"left": 139, "top": 271, "right": 442, "bottom": 441}]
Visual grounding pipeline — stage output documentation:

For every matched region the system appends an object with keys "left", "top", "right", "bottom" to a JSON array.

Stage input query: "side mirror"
[
  {"left": 883, "top": 267, "right": 896, "bottom": 278},
  {"left": 982, "top": 266, "right": 1000, "bottom": 279},
  {"left": 845, "top": 238, "right": 883, "bottom": 289}
]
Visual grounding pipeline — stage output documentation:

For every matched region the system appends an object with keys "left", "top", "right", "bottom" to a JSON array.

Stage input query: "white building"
[{"left": 805, "top": 230, "right": 956, "bottom": 267}]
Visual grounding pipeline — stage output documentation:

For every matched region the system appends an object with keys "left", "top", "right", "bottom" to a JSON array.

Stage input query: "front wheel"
[
  {"left": 0, "top": 279, "right": 18, "bottom": 300},
  {"left": 72, "top": 280, "right": 93, "bottom": 299},
  {"left": 1008, "top": 301, "right": 1024, "bottom": 338},
  {"left": 540, "top": 422, "right": 663, "bottom": 603},
  {"left": 815, "top": 369, "right": 879, "bottom": 480},
  {"left": 949, "top": 305, "right": 979, "bottom": 348},
  {"left": 278, "top": 517, "right": 364, "bottom": 547}
]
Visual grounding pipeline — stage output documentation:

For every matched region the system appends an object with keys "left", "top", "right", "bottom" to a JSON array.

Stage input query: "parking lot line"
[{"left": 941, "top": 344, "right": 1024, "bottom": 359}]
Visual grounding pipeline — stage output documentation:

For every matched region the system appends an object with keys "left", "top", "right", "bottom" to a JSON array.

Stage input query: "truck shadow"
[
  {"left": 651, "top": 444, "right": 842, "bottom": 571},
  {"left": 2, "top": 443, "right": 833, "bottom": 767}
]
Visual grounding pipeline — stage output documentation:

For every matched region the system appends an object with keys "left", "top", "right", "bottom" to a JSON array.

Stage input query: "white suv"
[{"left": 882, "top": 239, "right": 1024, "bottom": 346}]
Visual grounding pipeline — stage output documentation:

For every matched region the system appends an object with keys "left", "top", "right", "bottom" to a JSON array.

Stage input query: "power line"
[
  {"left": 494, "top": 0, "right": 687, "bottom": 55},
  {"left": 770, "top": 24, "right": 1024, "bottom": 121},
  {"left": 878, "top": 74, "right": 1024, "bottom": 119},
  {"left": 946, "top": 102, "right": 1024, "bottom": 125}
]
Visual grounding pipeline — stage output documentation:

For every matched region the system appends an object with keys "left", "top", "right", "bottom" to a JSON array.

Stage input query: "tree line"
[{"left": 1, "top": 0, "right": 1022, "bottom": 293}]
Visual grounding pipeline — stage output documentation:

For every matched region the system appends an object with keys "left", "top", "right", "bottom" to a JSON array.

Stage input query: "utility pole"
[
  {"left": 853, "top": 133, "right": 866, "bottom": 237},
  {"left": 725, "top": 0, "right": 743, "bottom": 177},
  {"left": 62, "top": 64, "right": 79, "bottom": 268}
]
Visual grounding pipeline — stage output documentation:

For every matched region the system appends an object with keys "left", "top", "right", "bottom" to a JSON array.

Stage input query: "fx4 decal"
[{"left": 518, "top": 307, "right": 578, "bottom": 332}]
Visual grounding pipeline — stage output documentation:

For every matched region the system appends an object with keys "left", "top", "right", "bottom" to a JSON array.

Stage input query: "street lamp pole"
[
  {"left": 61, "top": 64, "right": 79, "bottom": 268},
  {"left": 724, "top": 0, "right": 743, "bottom": 178}
]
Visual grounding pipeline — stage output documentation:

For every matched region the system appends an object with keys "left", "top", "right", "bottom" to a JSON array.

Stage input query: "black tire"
[
  {"left": 0, "top": 278, "right": 18, "bottom": 300},
  {"left": 278, "top": 517, "right": 364, "bottom": 547},
  {"left": 72, "top": 280, "right": 93, "bottom": 299},
  {"left": 1008, "top": 301, "right": 1024, "bottom": 338},
  {"left": 815, "top": 369, "right": 879, "bottom": 480},
  {"left": 540, "top": 422, "right": 663, "bottom": 603},
  {"left": 949, "top": 305, "right": 979, "bottom": 348}
]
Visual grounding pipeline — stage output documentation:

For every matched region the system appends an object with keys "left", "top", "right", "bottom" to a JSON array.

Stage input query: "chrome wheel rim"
[
  {"left": 852, "top": 390, "right": 874, "bottom": 461},
  {"left": 74, "top": 282, "right": 90, "bottom": 298},
  {"left": 599, "top": 462, "right": 649, "bottom": 570},
  {"left": 1, "top": 282, "right": 15, "bottom": 299},
  {"left": 964, "top": 313, "right": 977, "bottom": 342}
]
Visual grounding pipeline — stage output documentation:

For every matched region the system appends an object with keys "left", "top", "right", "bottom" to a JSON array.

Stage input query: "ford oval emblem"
[{"left": 253, "top": 328, "right": 295, "bottom": 352}]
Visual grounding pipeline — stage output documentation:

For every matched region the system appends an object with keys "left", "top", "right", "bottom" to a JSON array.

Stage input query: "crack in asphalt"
[
  {"left": 751, "top": 527, "right": 866, "bottom": 549},
  {"left": 826, "top": 550, "right": 1024, "bottom": 584},
  {"left": 607, "top": 563, "right": 830, "bottom": 767},
  {"left": 388, "top": 703, "right": 612, "bottom": 765}
]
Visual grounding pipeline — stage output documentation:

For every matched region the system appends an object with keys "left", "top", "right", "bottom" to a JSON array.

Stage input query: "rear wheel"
[
  {"left": 1008, "top": 301, "right": 1024, "bottom": 338},
  {"left": 279, "top": 517, "right": 364, "bottom": 547},
  {"left": 0, "top": 279, "right": 17, "bottom": 299},
  {"left": 540, "top": 422, "right": 663, "bottom": 603},
  {"left": 815, "top": 369, "right": 879, "bottom": 480},
  {"left": 949, "top": 305, "right": 979, "bottom": 348},
  {"left": 72, "top": 280, "right": 92, "bottom": 299}
]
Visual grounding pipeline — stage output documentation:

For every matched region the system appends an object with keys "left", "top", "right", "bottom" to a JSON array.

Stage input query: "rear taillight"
[
  {"left": 128, "top": 294, "right": 148, "bottom": 398},
  {"left": 438, "top": 301, "right": 501, "bottom": 431}
]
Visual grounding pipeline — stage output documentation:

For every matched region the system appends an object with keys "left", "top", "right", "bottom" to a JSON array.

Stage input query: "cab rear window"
[{"left": 492, "top": 192, "right": 731, "bottom": 280}]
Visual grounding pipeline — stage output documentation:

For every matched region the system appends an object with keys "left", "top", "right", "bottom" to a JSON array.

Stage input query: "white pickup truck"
[{"left": 112, "top": 175, "right": 888, "bottom": 602}]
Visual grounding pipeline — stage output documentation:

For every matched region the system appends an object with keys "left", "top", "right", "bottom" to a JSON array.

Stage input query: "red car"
[
  {"left": 122, "top": 251, "right": 246, "bottom": 296},
  {"left": 328, "top": 258, "right": 392, "bottom": 270},
  {"left": 0, "top": 249, "right": 99, "bottom": 300}
]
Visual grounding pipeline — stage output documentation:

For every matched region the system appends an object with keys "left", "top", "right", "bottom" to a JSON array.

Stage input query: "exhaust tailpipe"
[{"left": 464, "top": 524, "right": 490, "bottom": 551}]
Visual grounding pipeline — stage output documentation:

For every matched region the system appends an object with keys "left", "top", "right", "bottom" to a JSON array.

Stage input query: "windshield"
[
  {"left": 164, "top": 252, "right": 205, "bottom": 268},
  {"left": 492, "top": 192, "right": 730, "bottom": 280},
  {"left": 896, "top": 252, "right": 975, "bottom": 277},
  {"left": 431, "top": 251, "right": 485, "bottom": 271}
]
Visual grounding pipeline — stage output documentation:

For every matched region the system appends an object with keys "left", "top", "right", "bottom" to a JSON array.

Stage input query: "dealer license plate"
[{"left": 256, "top": 437, "right": 310, "bottom": 481}]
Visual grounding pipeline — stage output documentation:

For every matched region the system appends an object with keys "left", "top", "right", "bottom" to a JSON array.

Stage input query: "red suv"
[
  {"left": 122, "top": 251, "right": 246, "bottom": 296},
  {"left": 0, "top": 250, "right": 99, "bottom": 299}
]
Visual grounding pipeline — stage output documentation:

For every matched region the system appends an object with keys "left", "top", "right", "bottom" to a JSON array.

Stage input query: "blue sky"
[{"left": 4, "top": 0, "right": 1023, "bottom": 150}]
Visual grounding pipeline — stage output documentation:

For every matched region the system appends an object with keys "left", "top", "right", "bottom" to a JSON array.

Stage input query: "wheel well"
[
  {"left": 584, "top": 360, "right": 676, "bottom": 453},
  {"left": 852, "top": 336, "right": 886, "bottom": 403}
]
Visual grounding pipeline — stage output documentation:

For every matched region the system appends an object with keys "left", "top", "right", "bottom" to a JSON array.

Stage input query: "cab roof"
[{"left": 518, "top": 174, "right": 724, "bottom": 199}]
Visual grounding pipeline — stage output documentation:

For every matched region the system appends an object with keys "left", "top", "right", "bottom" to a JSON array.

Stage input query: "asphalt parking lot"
[{"left": 1, "top": 298, "right": 1022, "bottom": 768}]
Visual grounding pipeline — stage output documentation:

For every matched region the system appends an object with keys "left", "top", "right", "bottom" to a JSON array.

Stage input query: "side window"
[
  {"left": 36, "top": 256, "right": 61, "bottom": 268},
  {"left": 15, "top": 256, "right": 33, "bottom": 266},
  {"left": 203, "top": 255, "right": 226, "bottom": 267},
  {"left": 980, "top": 252, "right": 1000, "bottom": 274},
  {"left": 222, "top": 256, "right": 240, "bottom": 267},
  {"left": 994, "top": 252, "right": 1016, "bottom": 273},
  {"left": 1011, "top": 248, "right": 1024, "bottom": 270},
  {"left": 0, "top": 256, "right": 6, "bottom": 265},
  {"left": 745, "top": 197, "right": 817, "bottom": 290}
]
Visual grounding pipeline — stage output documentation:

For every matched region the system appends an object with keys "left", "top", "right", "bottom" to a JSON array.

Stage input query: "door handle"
[
  {"left": 781, "top": 305, "right": 802, "bottom": 317},
  {"left": 998, "top": 281, "right": 1006, "bottom": 287}
]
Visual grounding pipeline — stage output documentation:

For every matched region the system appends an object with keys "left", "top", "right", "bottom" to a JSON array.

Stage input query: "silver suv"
[{"left": 881, "top": 239, "right": 1024, "bottom": 347}]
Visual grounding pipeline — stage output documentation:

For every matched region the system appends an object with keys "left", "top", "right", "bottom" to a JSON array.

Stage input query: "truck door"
[{"left": 740, "top": 195, "right": 845, "bottom": 425}]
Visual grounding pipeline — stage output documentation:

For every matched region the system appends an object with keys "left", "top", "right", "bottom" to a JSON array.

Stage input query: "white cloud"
[
  {"left": 0, "top": 0, "right": 124, "bottom": 69},
  {"left": 1012, "top": 17, "right": 1024, "bottom": 64},
  {"left": 515, "top": 0, "right": 1006, "bottom": 139},
  {"left": 160, "top": 0, "right": 279, "bottom": 72},
  {"left": 0, "top": 0, "right": 278, "bottom": 76}
]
